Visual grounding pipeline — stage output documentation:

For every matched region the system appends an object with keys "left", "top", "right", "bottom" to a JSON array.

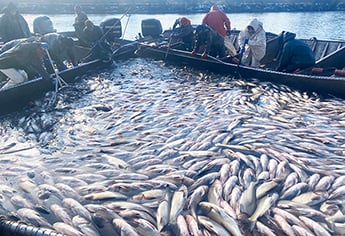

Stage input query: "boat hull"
[
  {"left": 136, "top": 44, "right": 345, "bottom": 99},
  {"left": 0, "top": 59, "right": 112, "bottom": 115}
]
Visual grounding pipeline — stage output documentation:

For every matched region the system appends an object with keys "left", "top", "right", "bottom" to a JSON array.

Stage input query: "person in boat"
[
  {"left": 81, "top": 20, "right": 112, "bottom": 62},
  {"left": 191, "top": 24, "right": 226, "bottom": 59},
  {"left": 202, "top": 5, "right": 231, "bottom": 37},
  {"left": 276, "top": 31, "right": 315, "bottom": 73},
  {"left": 238, "top": 18, "right": 266, "bottom": 68},
  {"left": 73, "top": 4, "right": 88, "bottom": 45},
  {"left": 33, "top": 16, "right": 56, "bottom": 36},
  {"left": 40, "top": 33, "right": 78, "bottom": 71},
  {"left": 0, "top": 2, "right": 31, "bottom": 43},
  {"left": 171, "top": 17, "right": 194, "bottom": 51},
  {"left": 82, "top": 20, "right": 104, "bottom": 47},
  {"left": 0, "top": 42, "right": 50, "bottom": 82}
]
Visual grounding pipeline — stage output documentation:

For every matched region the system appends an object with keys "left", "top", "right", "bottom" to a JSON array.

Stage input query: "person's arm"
[
  {"left": 238, "top": 30, "right": 248, "bottom": 49},
  {"left": 248, "top": 31, "right": 266, "bottom": 48},
  {"left": 172, "top": 18, "right": 180, "bottom": 30}
]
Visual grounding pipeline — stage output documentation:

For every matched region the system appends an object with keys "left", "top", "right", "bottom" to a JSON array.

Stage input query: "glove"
[
  {"left": 40, "top": 42, "right": 49, "bottom": 50},
  {"left": 201, "top": 53, "right": 208, "bottom": 59},
  {"left": 239, "top": 46, "right": 245, "bottom": 54},
  {"left": 231, "top": 57, "right": 240, "bottom": 64},
  {"left": 191, "top": 50, "right": 197, "bottom": 56},
  {"left": 172, "top": 19, "right": 179, "bottom": 30},
  {"left": 244, "top": 39, "right": 249, "bottom": 44}
]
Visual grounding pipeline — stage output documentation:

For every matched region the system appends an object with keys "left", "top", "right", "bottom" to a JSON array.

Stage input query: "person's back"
[
  {"left": 277, "top": 32, "right": 315, "bottom": 72},
  {"left": 0, "top": 2, "right": 31, "bottom": 43},
  {"left": 40, "top": 33, "right": 77, "bottom": 71},
  {"left": 0, "top": 42, "right": 50, "bottom": 80},
  {"left": 202, "top": 5, "right": 231, "bottom": 37},
  {"left": 192, "top": 24, "right": 226, "bottom": 58},
  {"left": 82, "top": 20, "right": 103, "bottom": 46}
]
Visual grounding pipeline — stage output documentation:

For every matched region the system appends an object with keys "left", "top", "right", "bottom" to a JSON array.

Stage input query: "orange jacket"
[{"left": 202, "top": 5, "right": 231, "bottom": 37}]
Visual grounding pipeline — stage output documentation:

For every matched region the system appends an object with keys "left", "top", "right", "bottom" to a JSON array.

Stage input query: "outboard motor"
[
  {"left": 141, "top": 18, "right": 162, "bottom": 38},
  {"left": 100, "top": 18, "right": 122, "bottom": 44},
  {"left": 33, "top": 16, "right": 55, "bottom": 35}
]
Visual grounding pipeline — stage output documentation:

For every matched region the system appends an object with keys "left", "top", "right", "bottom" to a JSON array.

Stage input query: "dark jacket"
[
  {"left": 193, "top": 24, "right": 226, "bottom": 58},
  {"left": 172, "top": 22, "right": 194, "bottom": 51},
  {"left": 82, "top": 25, "right": 103, "bottom": 47},
  {"left": 40, "top": 33, "right": 77, "bottom": 71},
  {"left": 0, "top": 42, "right": 49, "bottom": 80},
  {"left": 277, "top": 32, "right": 315, "bottom": 72},
  {"left": 0, "top": 10, "right": 31, "bottom": 43}
]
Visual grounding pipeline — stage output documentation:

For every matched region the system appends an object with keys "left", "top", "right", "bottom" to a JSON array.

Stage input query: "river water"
[
  {"left": 23, "top": 11, "right": 345, "bottom": 40},
  {"left": 0, "top": 12, "right": 344, "bottom": 236}
]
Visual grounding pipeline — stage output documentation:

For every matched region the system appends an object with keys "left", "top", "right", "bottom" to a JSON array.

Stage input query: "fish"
[
  {"left": 176, "top": 214, "right": 190, "bottom": 236},
  {"left": 208, "top": 179, "right": 223, "bottom": 206},
  {"left": 169, "top": 185, "right": 187, "bottom": 225},
  {"left": 63, "top": 198, "right": 92, "bottom": 221},
  {"left": 72, "top": 215, "right": 101, "bottom": 236},
  {"left": 187, "top": 185, "right": 208, "bottom": 219},
  {"left": 53, "top": 222, "right": 84, "bottom": 236},
  {"left": 50, "top": 204, "right": 73, "bottom": 224},
  {"left": 249, "top": 193, "right": 279, "bottom": 222},
  {"left": 299, "top": 216, "right": 332, "bottom": 236},
  {"left": 199, "top": 202, "right": 243, "bottom": 236},
  {"left": 185, "top": 214, "right": 203, "bottom": 236},
  {"left": 198, "top": 215, "right": 232, "bottom": 236},
  {"left": 239, "top": 181, "right": 257, "bottom": 216},
  {"left": 157, "top": 192, "right": 170, "bottom": 232},
  {"left": 16, "top": 208, "right": 52, "bottom": 228},
  {"left": 112, "top": 218, "right": 139, "bottom": 236},
  {"left": 273, "top": 213, "right": 296, "bottom": 236}
]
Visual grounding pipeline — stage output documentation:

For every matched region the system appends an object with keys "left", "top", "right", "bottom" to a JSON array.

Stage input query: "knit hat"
[{"left": 179, "top": 17, "right": 191, "bottom": 26}]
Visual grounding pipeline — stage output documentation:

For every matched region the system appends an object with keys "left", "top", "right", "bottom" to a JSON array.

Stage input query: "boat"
[
  {"left": 0, "top": 17, "right": 134, "bottom": 116},
  {"left": 135, "top": 29, "right": 345, "bottom": 99},
  {"left": 0, "top": 58, "right": 113, "bottom": 116}
]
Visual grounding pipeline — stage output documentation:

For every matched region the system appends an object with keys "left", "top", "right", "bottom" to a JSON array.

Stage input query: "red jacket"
[{"left": 202, "top": 5, "right": 231, "bottom": 37}]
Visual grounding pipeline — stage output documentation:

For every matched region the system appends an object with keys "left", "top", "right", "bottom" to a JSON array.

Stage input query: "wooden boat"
[{"left": 135, "top": 30, "right": 345, "bottom": 99}]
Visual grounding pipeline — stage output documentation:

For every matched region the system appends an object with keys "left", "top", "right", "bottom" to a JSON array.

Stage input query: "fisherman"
[
  {"left": 81, "top": 20, "right": 112, "bottom": 62},
  {"left": 33, "top": 16, "right": 56, "bottom": 36},
  {"left": 191, "top": 24, "right": 226, "bottom": 59},
  {"left": 238, "top": 18, "right": 266, "bottom": 68},
  {"left": 202, "top": 5, "right": 231, "bottom": 37},
  {"left": 82, "top": 20, "right": 104, "bottom": 47},
  {"left": 73, "top": 4, "right": 88, "bottom": 44},
  {"left": 0, "top": 42, "right": 50, "bottom": 87},
  {"left": 276, "top": 31, "right": 315, "bottom": 73},
  {"left": 171, "top": 17, "right": 194, "bottom": 51},
  {"left": 0, "top": 2, "right": 31, "bottom": 43},
  {"left": 40, "top": 33, "right": 78, "bottom": 71}
]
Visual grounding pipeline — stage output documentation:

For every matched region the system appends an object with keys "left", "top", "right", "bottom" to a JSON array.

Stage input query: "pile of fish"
[{"left": 0, "top": 58, "right": 345, "bottom": 236}]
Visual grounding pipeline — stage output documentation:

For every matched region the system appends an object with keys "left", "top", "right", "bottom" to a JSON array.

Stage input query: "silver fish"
[{"left": 169, "top": 185, "right": 187, "bottom": 225}]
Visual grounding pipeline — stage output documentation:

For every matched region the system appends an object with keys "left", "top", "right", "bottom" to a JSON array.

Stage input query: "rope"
[
  {"left": 121, "top": 14, "right": 131, "bottom": 40},
  {"left": 43, "top": 48, "right": 68, "bottom": 90},
  {"left": 43, "top": 48, "right": 68, "bottom": 105},
  {"left": 85, "top": 8, "right": 131, "bottom": 57}
]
